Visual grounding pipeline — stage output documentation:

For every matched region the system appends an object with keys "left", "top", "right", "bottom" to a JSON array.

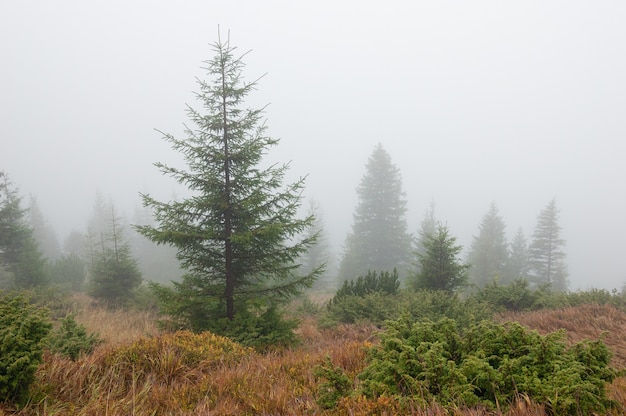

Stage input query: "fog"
[{"left": 2, "top": 1, "right": 625, "bottom": 290}]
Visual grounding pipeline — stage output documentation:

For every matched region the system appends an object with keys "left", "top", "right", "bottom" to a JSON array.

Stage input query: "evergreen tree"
[
  {"left": 0, "top": 172, "right": 47, "bottom": 288},
  {"left": 136, "top": 35, "right": 320, "bottom": 331},
  {"left": 298, "top": 200, "right": 334, "bottom": 292},
  {"left": 88, "top": 206, "right": 142, "bottom": 305},
  {"left": 63, "top": 230, "right": 86, "bottom": 257},
  {"left": 504, "top": 227, "right": 530, "bottom": 283},
  {"left": 413, "top": 201, "right": 437, "bottom": 275},
  {"left": 529, "top": 198, "right": 568, "bottom": 290},
  {"left": 338, "top": 144, "right": 412, "bottom": 281},
  {"left": 411, "top": 223, "right": 469, "bottom": 293},
  {"left": 466, "top": 202, "right": 509, "bottom": 287},
  {"left": 28, "top": 196, "right": 61, "bottom": 261}
]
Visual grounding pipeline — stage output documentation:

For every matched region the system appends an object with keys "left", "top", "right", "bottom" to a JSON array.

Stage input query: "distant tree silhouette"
[
  {"left": 467, "top": 202, "right": 509, "bottom": 287},
  {"left": 529, "top": 198, "right": 568, "bottom": 291},
  {"left": 504, "top": 227, "right": 530, "bottom": 283},
  {"left": 338, "top": 144, "right": 412, "bottom": 281}
]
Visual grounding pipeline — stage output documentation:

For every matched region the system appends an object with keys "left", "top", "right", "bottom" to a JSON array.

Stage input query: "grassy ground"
[{"left": 1, "top": 294, "right": 626, "bottom": 415}]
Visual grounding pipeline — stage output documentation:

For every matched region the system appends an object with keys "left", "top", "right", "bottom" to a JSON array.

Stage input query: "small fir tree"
[
  {"left": 0, "top": 172, "right": 47, "bottom": 288},
  {"left": 88, "top": 207, "right": 142, "bottom": 305},
  {"left": 414, "top": 201, "right": 437, "bottom": 276},
  {"left": 411, "top": 223, "right": 469, "bottom": 293}
]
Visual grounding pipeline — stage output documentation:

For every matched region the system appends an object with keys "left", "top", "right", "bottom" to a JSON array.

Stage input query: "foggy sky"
[{"left": 2, "top": 1, "right": 625, "bottom": 290}]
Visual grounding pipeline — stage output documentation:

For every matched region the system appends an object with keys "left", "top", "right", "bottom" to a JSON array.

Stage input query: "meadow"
[{"left": 2, "top": 293, "right": 626, "bottom": 415}]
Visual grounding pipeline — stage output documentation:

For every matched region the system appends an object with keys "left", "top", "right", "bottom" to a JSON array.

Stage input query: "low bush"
[
  {"left": 322, "top": 289, "right": 493, "bottom": 328},
  {"left": 357, "top": 316, "right": 619, "bottom": 414},
  {"left": 473, "top": 278, "right": 546, "bottom": 312},
  {"left": 334, "top": 269, "right": 400, "bottom": 300},
  {"left": 473, "top": 279, "right": 626, "bottom": 314},
  {"left": 47, "top": 314, "right": 102, "bottom": 361},
  {"left": 0, "top": 292, "right": 52, "bottom": 405}
]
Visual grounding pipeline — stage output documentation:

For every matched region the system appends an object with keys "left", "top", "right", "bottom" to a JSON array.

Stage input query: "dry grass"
[
  {"left": 498, "top": 303, "right": 626, "bottom": 369},
  {"left": 69, "top": 292, "right": 160, "bottom": 346},
  {"left": 1, "top": 299, "right": 625, "bottom": 415}
]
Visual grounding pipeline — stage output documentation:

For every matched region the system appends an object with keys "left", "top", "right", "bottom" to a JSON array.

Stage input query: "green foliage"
[
  {"left": 0, "top": 172, "right": 47, "bottom": 289},
  {"left": 472, "top": 280, "right": 626, "bottom": 313},
  {"left": 401, "top": 290, "right": 494, "bottom": 329},
  {"left": 411, "top": 224, "right": 469, "bottom": 293},
  {"left": 322, "top": 292, "right": 404, "bottom": 327},
  {"left": 151, "top": 282, "right": 298, "bottom": 350},
  {"left": 47, "top": 314, "right": 102, "bottom": 361},
  {"left": 323, "top": 270, "right": 402, "bottom": 326},
  {"left": 88, "top": 210, "right": 142, "bottom": 307},
  {"left": 213, "top": 306, "right": 300, "bottom": 351},
  {"left": 473, "top": 278, "right": 546, "bottom": 312},
  {"left": 334, "top": 269, "right": 400, "bottom": 300},
  {"left": 358, "top": 316, "right": 618, "bottom": 414},
  {"left": 136, "top": 35, "right": 319, "bottom": 347},
  {"left": 322, "top": 289, "right": 494, "bottom": 328},
  {"left": 314, "top": 356, "right": 353, "bottom": 409},
  {"left": 0, "top": 292, "right": 52, "bottom": 405}
]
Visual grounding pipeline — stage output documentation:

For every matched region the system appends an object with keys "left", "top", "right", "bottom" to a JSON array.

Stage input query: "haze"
[{"left": 2, "top": 1, "right": 625, "bottom": 290}]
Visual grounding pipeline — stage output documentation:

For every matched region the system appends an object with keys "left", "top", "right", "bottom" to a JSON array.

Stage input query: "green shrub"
[
  {"left": 334, "top": 269, "right": 400, "bottom": 300},
  {"left": 314, "top": 356, "right": 353, "bottom": 409},
  {"left": 475, "top": 280, "right": 626, "bottom": 313},
  {"left": 401, "top": 290, "right": 494, "bottom": 329},
  {"left": 473, "top": 278, "right": 543, "bottom": 312},
  {"left": 322, "top": 289, "right": 494, "bottom": 328},
  {"left": 215, "top": 306, "right": 300, "bottom": 350},
  {"left": 358, "top": 316, "right": 618, "bottom": 414},
  {"left": 0, "top": 292, "right": 52, "bottom": 405},
  {"left": 47, "top": 314, "right": 102, "bottom": 361},
  {"left": 321, "top": 292, "right": 403, "bottom": 327}
]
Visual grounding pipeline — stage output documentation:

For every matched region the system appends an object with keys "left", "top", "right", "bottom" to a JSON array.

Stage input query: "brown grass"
[
  {"left": 1, "top": 299, "right": 625, "bottom": 415},
  {"left": 498, "top": 303, "right": 626, "bottom": 369},
  {"left": 69, "top": 292, "right": 160, "bottom": 346}
]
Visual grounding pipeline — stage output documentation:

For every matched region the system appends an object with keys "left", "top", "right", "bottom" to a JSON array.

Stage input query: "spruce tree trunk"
[{"left": 221, "top": 53, "right": 235, "bottom": 320}]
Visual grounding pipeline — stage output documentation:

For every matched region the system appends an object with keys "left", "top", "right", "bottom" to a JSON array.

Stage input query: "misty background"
[{"left": 2, "top": 1, "right": 625, "bottom": 290}]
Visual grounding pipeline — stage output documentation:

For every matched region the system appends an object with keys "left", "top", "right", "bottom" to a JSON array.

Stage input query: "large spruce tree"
[
  {"left": 338, "top": 144, "right": 411, "bottom": 281},
  {"left": 529, "top": 198, "right": 568, "bottom": 290},
  {"left": 466, "top": 202, "right": 509, "bottom": 287},
  {"left": 136, "top": 35, "right": 320, "bottom": 332}
]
